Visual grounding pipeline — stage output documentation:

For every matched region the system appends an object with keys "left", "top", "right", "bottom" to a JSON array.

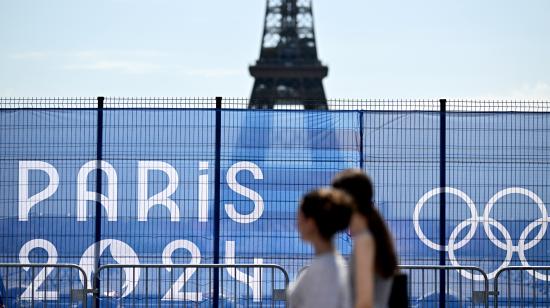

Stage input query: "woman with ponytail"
[{"left": 332, "top": 169, "right": 398, "bottom": 308}]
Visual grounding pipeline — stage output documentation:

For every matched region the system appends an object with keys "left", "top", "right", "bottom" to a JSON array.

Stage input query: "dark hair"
[
  {"left": 300, "top": 188, "right": 354, "bottom": 240},
  {"left": 332, "top": 169, "right": 398, "bottom": 278}
]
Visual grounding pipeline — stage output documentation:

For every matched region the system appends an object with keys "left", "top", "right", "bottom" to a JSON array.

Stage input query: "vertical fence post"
[
  {"left": 359, "top": 111, "right": 364, "bottom": 170},
  {"left": 213, "top": 96, "right": 223, "bottom": 308},
  {"left": 439, "top": 98, "right": 447, "bottom": 308},
  {"left": 93, "top": 96, "right": 105, "bottom": 308}
]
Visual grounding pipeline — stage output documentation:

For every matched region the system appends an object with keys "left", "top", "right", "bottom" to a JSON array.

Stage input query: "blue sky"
[{"left": 1, "top": 0, "right": 549, "bottom": 100}]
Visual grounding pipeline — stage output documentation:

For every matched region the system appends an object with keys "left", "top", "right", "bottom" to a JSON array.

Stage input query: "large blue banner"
[{"left": 0, "top": 109, "right": 548, "bottom": 306}]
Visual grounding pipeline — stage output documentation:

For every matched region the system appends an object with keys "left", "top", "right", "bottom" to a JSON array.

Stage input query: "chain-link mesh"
[
  {"left": 1, "top": 97, "right": 549, "bottom": 306},
  {"left": 1, "top": 97, "right": 549, "bottom": 112}
]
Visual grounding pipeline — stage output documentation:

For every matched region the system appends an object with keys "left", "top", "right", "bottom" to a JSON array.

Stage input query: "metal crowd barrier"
[
  {"left": 4, "top": 262, "right": 550, "bottom": 307},
  {"left": 0, "top": 263, "right": 88, "bottom": 308},
  {"left": 399, "top": 265, "right": 490, "bottom": 308},
  {"left": 93, "top": 263, "right": 290, "bottom": 307},
  {"left": 493, "top": 266, "right": 550, "bottom": 308}
]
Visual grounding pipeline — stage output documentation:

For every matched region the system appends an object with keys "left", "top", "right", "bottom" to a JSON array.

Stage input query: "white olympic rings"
[{"left": 413, "top": 187, "right": 548, "bottom": 281}]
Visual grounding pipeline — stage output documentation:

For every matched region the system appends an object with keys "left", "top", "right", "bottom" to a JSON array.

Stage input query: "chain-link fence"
[
  {"left": 1, "top": 97, "right": 549, "bottom": 112},
  {"left": 1, "top": 97, "right": 549, "bottom": 307}
]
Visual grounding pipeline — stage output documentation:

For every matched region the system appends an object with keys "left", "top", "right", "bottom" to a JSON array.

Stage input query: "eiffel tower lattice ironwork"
[{"left": 249, "top": 0, "right": 328, "bottom": 109}]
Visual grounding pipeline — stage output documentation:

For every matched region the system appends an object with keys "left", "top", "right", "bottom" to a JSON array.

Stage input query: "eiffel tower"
[{"left": 249, "top": 0, "right": 328, "bottom": 110}]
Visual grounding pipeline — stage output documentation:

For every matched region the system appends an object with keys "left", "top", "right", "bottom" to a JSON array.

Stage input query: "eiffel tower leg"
[
  {"left": 303, "top": 79, "right": 328, "bottom": 110},
  {"left": 249, "top": 79, "right": 275, "bottom": 109}
]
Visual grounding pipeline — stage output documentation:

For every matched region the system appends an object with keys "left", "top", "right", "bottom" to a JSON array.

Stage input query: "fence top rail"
[
  {"left": 1, "top": 97, "right": 550, "bottom": 112},
  {"left": 97, "top": 263, "right": 287, "bottom": 270},
  {"left": 0, "top": 262, "right": 85, "bottom": 269},
  {"left": 96, "top": 263, "right": 290, "bottom": 285},
  {"left": 494, "top": 265, "right": 550, "bottom": 280},
  {"left": 399, "top": 264, "right": 487, "bottom": 272},
  {"left": 399, "top": 265, "right": 490, "bottom": 286},
  {"left": 494, "top": 266, "right": 550, "bottom": 271}
]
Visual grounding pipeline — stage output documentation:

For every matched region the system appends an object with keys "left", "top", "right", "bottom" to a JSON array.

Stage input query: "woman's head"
[
  {"left": 332, "top": 169, "right": 375, "bottom": 216},
  {"left": 298, "top": 188, "right": 354, "bottom": 242},
  {"left": 332, "top": 169, "right": 399, "bottom": 278}
]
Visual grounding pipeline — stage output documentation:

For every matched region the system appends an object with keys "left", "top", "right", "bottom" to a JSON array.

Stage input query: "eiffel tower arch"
[{"left": 249, "top": 0, "right": 329, "bottom": 110}]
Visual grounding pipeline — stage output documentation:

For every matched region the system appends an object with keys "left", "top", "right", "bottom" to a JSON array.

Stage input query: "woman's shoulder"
[
  {"left": 307, "top": 252, "right": 346, "bottom": 274},
  {"left": 354, "top": 230, "right": 375, "bottom": 246}
]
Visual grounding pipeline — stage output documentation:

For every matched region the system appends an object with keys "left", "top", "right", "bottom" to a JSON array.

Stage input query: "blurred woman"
[
  {"left": 287, "top": 188, "right": 354, "bottom": 308},
  {"left": 332, "top": 169, "right": 398, "bottom": 308}
]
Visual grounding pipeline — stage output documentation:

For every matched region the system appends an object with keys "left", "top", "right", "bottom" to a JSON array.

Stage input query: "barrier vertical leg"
[
  {"left": 359, "top": 111, "right": 364, "bottom": 170},
  {"left": 93, "top": 96, "right": 105, "bottom": 308},
  {"left": 213, "top": 97, "right": 223, "bottom": 308},
  {"left": 439, "top": 98, "right": 447, "bottom": 308}
]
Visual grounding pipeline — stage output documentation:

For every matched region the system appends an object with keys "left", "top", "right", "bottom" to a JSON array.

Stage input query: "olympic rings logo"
[{"left": 413, "top": 187, "right": 549, "bottom": 281}]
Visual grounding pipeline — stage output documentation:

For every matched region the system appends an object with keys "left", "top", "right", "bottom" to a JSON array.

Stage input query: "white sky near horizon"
[{"left": 0, "top": 0, "right": 549, "bottom": 100}]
